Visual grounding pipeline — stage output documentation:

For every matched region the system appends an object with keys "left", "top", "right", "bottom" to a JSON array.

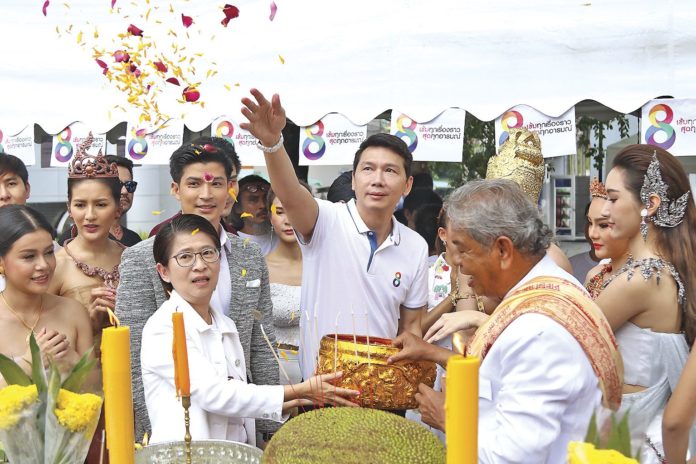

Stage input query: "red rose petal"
[
  {"left": 153, "top": 61, "right": 167, "bottom": 73},
  {"left": 182, "top": 86, "right": 200, "bottom": 102},
  {"left": 42, "top": 0, "right": 50, "bottom": 16},
  {"left": 113, "top": 50, "right": 130, "bottom": 63},
  {"left": 95, "top": 58, "right": 108, "bottom": 69},
  {"left": 202, "top": 143, "right": 219, "bottom": 153},
  {"left": 166, "top": 77, "right": 181, "bottom": 86},
  {"left": 269, "top": 1, "right": 277, "bottom": 21},
  {"left": 181, "top": 13, "right": 193, "bottom": 28},
  {"left": 221, "top": 4, "right": 239, "bottom": 27},
  {"left": 127, "top": 24, "right": 144, "bottom": 36},
  {"left": 111, "top": 0, "right": 117, "bottom": 7}
]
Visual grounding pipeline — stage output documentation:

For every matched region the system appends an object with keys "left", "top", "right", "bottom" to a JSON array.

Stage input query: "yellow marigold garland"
[
  {"left": 54, "top": 389, "right": 103, "bottom": 433},
  {"left": 0, "top": 385, "right": 38, "bottom": 430}
]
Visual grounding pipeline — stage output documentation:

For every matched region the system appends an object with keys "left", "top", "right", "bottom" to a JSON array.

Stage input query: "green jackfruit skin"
[{"left": 262, "top": 407, "right": 446, "bottom": 464}]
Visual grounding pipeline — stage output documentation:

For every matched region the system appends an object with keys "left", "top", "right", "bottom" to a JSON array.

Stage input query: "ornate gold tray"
[{"left": 316, "top": 334, "right": 436, "bottom": 410}]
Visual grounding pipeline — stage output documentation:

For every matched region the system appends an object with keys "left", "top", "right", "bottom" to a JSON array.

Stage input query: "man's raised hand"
[{"left": 240, "top": 89, "right": 286, "bottom": 147}]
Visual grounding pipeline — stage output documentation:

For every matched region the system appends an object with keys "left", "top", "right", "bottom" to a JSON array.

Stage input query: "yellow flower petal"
[
  {"left": 241, "top": 268, "right": 247, "bottom": 277},
  {"left": 279, "top": 350, "right": 289, "bottom": 361},
  {"left": 279, "top": 54, "right": 285, "bottom": 64},
  {"left": 152, "top": 210, "right": 164, "bottom": 215},
  {"left": 270, "top": 204, "right": 277, "bottom": 216},
  {"left": 240, "top": 212, "right": 253, "bottom": 218},
  {"left": 191, "top": 228, "right": 200, "bottom": 236}
]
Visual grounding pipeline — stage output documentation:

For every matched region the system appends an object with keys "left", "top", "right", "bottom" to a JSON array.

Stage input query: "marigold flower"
[
  {"left": 54, "top": 389, "right": 103, "bottom": 433},
  {"left": 0, "top": 384, "right": 38, "bottom": 430}
]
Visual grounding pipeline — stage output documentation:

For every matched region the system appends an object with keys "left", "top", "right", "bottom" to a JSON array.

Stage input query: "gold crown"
[
  {"left": 486, "top": 127, "right": 545, "bottom": 202},
  {"left": 68, "top": 132, "right": 119, "bottom": 179},
  {"left": 589, "top": 177, "right": 608, "bottom": 199},
  {"left": 316, "top": 334, "right": 436, "bottom": 410}
]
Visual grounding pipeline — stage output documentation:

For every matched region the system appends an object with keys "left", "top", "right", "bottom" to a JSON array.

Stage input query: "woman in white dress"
[
  {"left": 141, "top": 214, "right": 358, "bottom": 446},
  {"left": 264, "top": 184, "right": 311, "bottom": 385},
  {"left": 595, "top": 145, "right": 696, "bottom": 463}
]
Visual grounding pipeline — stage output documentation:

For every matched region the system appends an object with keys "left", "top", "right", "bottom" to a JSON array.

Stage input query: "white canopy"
[{"left": 1, "top": 0, "right": 696, "bottom": 135}]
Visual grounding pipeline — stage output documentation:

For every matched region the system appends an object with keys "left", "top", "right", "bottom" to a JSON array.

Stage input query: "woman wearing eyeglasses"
[{"left": 141, "top": 214, "right": 358, "bottom": 445}]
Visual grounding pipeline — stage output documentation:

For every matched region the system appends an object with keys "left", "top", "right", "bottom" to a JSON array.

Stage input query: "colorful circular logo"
[
  {"left": 392, "top": 271, "right": 402, "bottom": 288},
  {"left": 395, "top": 115, "right": 418, "bottom": 152},
  {"left": 127, "top": 128, "right": 148, "bottom": 160},
  {"left": 54, "top": 127, "right": 74, "bottom": 162},
  {"left": 215, "top": 120, "right": 235, "bottom": 144},
  {"left": 302, "top": 121, "right": 326, "bottom": 161},
  {"left": 645, "top": 104, "right": 676, "bottom": 149},
  {"left": 498, "top": 110, "right": 524, "bottom": 145}
]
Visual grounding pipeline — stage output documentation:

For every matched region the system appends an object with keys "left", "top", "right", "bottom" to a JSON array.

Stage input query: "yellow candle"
[
  {"left": 101, "top": 325, "right": 135, "bottom": 464},
  {"left": 172, "top": 311, "right": 191, "bottom": 397},
  {"left": 446, "top": 355, "right": 479, "bottom": 464}
]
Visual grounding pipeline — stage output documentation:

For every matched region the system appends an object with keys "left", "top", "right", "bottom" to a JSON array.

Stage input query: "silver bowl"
[{"left": 135, "top": 440, "right": 262, "bottom": 464}]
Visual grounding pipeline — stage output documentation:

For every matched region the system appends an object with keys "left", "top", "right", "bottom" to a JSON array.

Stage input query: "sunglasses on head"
[
  {"left": 241, "top": 184, "right": 269, "bottom": 193},
  {"left": 120, "top": 180, "right": 138, "bottom": 193}
]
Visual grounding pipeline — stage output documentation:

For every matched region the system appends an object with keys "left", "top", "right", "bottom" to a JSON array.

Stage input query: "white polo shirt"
[{"left": 297, "top": 198, "right": 429, "bottom": 380}]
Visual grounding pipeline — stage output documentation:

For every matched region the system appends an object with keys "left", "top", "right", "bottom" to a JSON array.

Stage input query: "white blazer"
[{"left": 141, "top": 290, "right": 285, "bottom": 446}]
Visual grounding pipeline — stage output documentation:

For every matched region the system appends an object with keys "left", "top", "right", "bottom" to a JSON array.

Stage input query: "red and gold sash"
[{"left": 466, "top": 276, "right": 623, "bottom": 411}]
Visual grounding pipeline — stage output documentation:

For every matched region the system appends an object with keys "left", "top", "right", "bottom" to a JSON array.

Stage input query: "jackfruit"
[{"left": 262, "top": 407, "right": 446, "bottom": 464}]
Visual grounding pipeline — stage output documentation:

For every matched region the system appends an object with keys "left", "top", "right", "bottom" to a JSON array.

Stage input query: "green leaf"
[
  {"left": 61, "top": 344, "right": 97, "bottom": 392},
  {"left": 584, "top": 412, "right": 599, "bottom": 446},
  {"left": 29, "top": 332, "right": 47, "bottom": 395},
  {"left": 0, "top": 353, "right": 32, "bottom": 386}
]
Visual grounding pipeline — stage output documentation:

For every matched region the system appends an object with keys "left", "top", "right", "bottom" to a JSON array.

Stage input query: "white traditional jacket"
[
  {"left": 477, "top": 255, "right": 603, "bottom": 464},
  {"left": 141, "top": 290, "right": 285, "bottom": 446}
]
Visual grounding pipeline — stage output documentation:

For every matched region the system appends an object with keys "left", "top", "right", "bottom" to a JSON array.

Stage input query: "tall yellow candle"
[
  {"left": 172, "top": 311, "right": 191, "bottom": 397},
  {"left": 101, "top": 325, "right": 135, "bottom": 464},
  {"left": 446, "top": 355, "right": 479, "bottom": 464}
]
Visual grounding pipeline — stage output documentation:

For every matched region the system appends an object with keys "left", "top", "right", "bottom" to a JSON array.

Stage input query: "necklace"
[
  {"left": 1, "top": 292, "right": 43, "bottom": 344},
  {"left": 63, "top": 238, "right": 125, "bottom": 289}
]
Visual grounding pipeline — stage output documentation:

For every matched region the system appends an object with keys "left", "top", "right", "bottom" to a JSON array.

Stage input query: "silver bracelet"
[{"left": 256, "top": 134, "right": 284, "bottom": 153}]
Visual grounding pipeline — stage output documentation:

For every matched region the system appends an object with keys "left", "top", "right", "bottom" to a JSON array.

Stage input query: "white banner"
[
  {"left": 495, "top": 105, "right": 576, "bottom": 158},
  {"left": 51, "top": 123, "right": 107, "bottom": 167},
  {"left": 299, "top": 114, "right": 367, "bottom": 166},
  {"left": 390, "top": 109, "right": 465, "bottom": 162},
  {"left": 641, "top": 99, "right": 696, "bottom": 157},
  {"left": 210, "top": 116, "right": 264, "bottom": 167},
  {"left": 125, "top": 120, "right": 184, "bottom": 165},
  {"left": 0, "top": 125, "right": 35, "bottom": 166}
]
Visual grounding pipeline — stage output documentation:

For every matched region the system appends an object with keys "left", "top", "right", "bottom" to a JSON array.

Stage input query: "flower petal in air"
[
  {"left": 221, "top": 4, "right": 240, "bottom": 27},
  {"left": 182, "top": 85, "right": 200, "bottom": 102},
  {"left": 127, "top": 24, "right": 144, "bottom": 36},
  {"left": 111, "top": 0, "right": 117, "bottom": 8},
  {"left": 278, "top": 54, "right": 285, "bottom": 64},
  {"left": 113, "top": 50, "right": 130, "bottom": 63},
  {"left": 152, "top": 61, "right": 167, "bottom": 72},
  {"left": 240, "top": 212, "right": 253, "bottom": 218},
  {"left": 42, "top": 0, "right": 50, "bottom": 16},
  {"left": 181, "top": 13, "right": 193, "bottom": 28},
  {"left": 166, "top": 77, "right": 181, "bottom": 86},
  {"left": 269, "top": 1, "right": 277, "bottom": 21}
]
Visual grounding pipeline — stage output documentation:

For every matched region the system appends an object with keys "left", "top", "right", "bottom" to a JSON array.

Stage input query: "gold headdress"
[
  {"left": 486, "top": 127, "right": 545, "bottom": 202},
  {"left": 589, "top": 177, "right": 608, "bottom": 199},
  {"left": 68, "top": 132, "right": 119, "bottom": 179}
]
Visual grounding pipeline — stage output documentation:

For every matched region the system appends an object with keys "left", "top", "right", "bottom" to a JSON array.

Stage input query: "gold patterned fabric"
[
  {"left": 316, "top": 334, "right": 436, "bottom": 410},
  {"left": 486, "top": 127, "right": 545, "bottom": 202},
  {"left": 467, "top": 276, "right": 623, "bottom": 411},
  {"left": 585, "top": 264, "right": 612, "bottom": 299}
]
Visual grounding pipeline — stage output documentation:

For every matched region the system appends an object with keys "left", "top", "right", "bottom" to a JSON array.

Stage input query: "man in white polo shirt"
[{"left": 241, "top": 89, "right": 429, "bottom": 380}]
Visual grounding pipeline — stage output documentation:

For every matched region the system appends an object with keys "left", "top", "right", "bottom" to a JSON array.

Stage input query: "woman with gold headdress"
[
  {"left": 594, "top": 145, "right": 696, "bottom": 463},
  {"left": 48, "top": 135, "right": 126, "bottom": 335}
]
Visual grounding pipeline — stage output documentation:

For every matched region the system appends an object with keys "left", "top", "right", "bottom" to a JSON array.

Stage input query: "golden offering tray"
[
  {"left": 135, "top": 440, "right": 262, "bottom": 464},
  {"left": 316, "top": 334, "right": 436, "bottom": 410}
]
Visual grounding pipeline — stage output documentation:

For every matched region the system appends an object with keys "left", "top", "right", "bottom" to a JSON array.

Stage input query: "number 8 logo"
[
  {"left": 646, "top": 104, "right": 676, "bottom": 149},
  {"left": 54, "top": 127, "right": 74, "bottom": 162}
]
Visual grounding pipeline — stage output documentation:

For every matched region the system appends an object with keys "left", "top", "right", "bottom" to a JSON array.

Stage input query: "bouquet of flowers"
[
  {"left": 567, "top": 411, "right": 640, "bottom": 464},
  {"left": 0, "top": 334, "right": 101, "bottom": 464}
]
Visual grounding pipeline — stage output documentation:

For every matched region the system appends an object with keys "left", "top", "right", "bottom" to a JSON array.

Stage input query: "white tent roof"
[{"left": 2, "top": 0, "right": 696, "bottom": 135}]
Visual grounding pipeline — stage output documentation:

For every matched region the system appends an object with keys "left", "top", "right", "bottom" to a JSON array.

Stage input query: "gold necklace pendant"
[{"left": 1, "top": 292, "right": 43, "bottom": 345}]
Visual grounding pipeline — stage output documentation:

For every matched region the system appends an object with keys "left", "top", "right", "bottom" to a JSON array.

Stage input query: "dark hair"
[
  {"left": 435, "top": 207, "right": 449, "bottom": 255},
  {"left": 0, "top": 205, "right": 54, "bottom": 257},
  {"left": 153, "top": 214, "right": 221, "bottom": 293},
  {"left": 403, "top": 188, "right": 443, "bottom": 213},
  {"left": 413, "top": 203, "right": 442, "bottom": 256},
  {"left": 412, "top": 172, "right": 434, "bottom": 191},
  {"left": 105, "top": 155, "right": 134, "bottom": 177},
  {"left": 0, "top": 153, "right": 29, "bottom": 186},
  {"left": 266, "top": 180, "right": 312, "bottom": 211},
  {"left": 612, "top": 144, "right": 696, "bottom": 345},
  {"left": 352, "top": 133, "right": 413, "bottom": 178},
  {"left": 169, "top": 137, "right": 234, "bottom": 183},
  {"left": 67, "top": 177, "right": 121, "bottom": 204},
  {"left": 238, "top": 174, "right": 270, "bottom": 191},
  {"left": 326, "top": 171, "right": 355, "bottom": 203}
]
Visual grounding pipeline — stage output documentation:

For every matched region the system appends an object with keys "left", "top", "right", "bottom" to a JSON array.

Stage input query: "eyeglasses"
[
  {"left": 241, "top": 184, "right": 268, "bottom": 194},
  {"left": 169, "top": 247, "right": 221, "bottom": 267},
  {"left": 120, "top": 180, "right": 138, "bottom": 193}
]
